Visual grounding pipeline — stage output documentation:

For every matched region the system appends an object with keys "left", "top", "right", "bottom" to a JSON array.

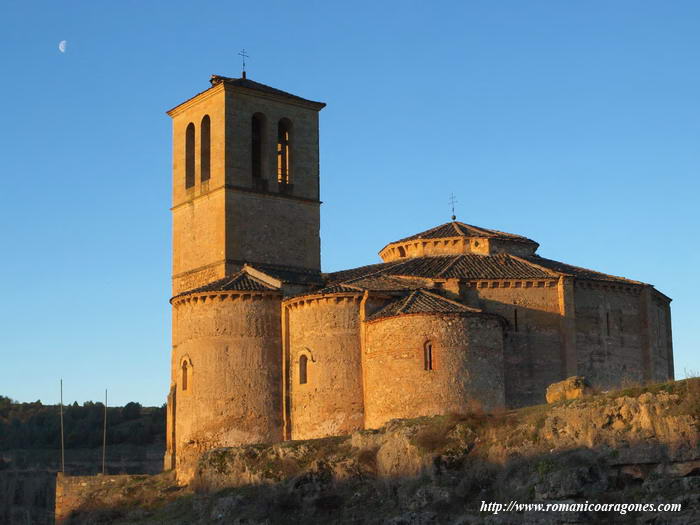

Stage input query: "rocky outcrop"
[
  {"left": 56, "top": 379, "right": 700, "bottom": 524},
  {"left": 545, "top": 376, "right": 593, "bottom": 404}
]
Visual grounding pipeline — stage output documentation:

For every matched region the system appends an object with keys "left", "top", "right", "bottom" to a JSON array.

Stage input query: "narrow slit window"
[
  {"left": 299, "top": 355, "right": 308, "bottom": 384},
  {"left": 277, "top": 119, "right": 291, "bottom": 184},
  {"left": 185, "top": 123, "right": 195, "bottom": 189},
  {"left": 606, "top": 311, "right": 611, "bottom": 336},
  {"left": 424, "top": 341, "right": 433, "bottom": 371},
  {"left": 514, "top": 308, "right": 519, "bottom": 332},
  {"left": 200, "top": 115, "right": 211, "bottom": 183},
  {"left": 181, "top": 361, "right": 189, "bottom": 391}
]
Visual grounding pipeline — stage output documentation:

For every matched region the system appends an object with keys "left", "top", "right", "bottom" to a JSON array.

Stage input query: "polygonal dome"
[{"left": 379, "top": 221, "right": 539, "bottom": 262}]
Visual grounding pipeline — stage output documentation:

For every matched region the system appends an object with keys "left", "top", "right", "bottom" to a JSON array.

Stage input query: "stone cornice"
[
  {"left": 379, "top": 235, "right": 538, "bottom": 260},
  {"left": 283, "top": 293, "right": 363, "bottom": 309},
  {"left": 573, "top": 279, "right": 643, "bottom": 295},
  {"left": 171, "top": 289, "right": 281, "bottom": 306},
  {"left": 363, "top": 310, "right": 506, "bottom": 326},
  {"left": 171, "top": 183, "right": 321, "bottom": 211},
  {"left": 463, "top": 279, "right": 557, "bottom": 289}
]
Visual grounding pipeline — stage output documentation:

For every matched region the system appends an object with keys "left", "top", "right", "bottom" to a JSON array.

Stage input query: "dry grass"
[
  {"left": 676, "top": 377, "right": 700, "bottom": 421},
  {"left": 412, "top": 420, "right": 453, "bottom": 453}
]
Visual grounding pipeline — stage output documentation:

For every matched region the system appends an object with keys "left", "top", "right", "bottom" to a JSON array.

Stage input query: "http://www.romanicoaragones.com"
[{"left": 480, "top": 500, "right": 681, "bottom": 515}]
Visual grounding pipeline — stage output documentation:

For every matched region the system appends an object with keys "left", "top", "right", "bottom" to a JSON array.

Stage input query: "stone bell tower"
[{"left": 167, "top": 74, "right": 326, "bottom": 295}]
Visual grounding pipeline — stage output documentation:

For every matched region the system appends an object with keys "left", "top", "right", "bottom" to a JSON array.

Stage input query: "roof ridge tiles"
[
  {"left": 435, "top": 255, "right": 462, "bottom": 277},
  {"left": 508, "top": 254, "right": 565, "bottom": 278},
  {"left": 387, "top": 221, "right": 538, "bottom": 247},
  {"left": 523, "top": 255, "right": 644, "bottom": 285},
  {"left": 458, "top": 223, "right": 491, "bottom": 236},
  {"left": 397, "top": 290, "right": 418, "bottom": 314}
]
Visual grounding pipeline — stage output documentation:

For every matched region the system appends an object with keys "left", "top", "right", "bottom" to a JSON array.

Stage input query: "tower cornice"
[{"left": 170, "top": 184, "right": 322, "bottom": 212}]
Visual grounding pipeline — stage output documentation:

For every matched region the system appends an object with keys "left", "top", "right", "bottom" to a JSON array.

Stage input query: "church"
[{"left": 163, "top": 74, "right": 674, "bottom": 481}]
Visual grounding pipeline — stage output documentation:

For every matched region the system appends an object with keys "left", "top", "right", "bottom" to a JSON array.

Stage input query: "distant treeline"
[{"left": 0, "top": 396, "right": 165, "bottom": 450}]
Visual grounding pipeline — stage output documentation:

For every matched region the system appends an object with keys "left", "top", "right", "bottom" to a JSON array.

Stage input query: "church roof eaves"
[
  {"left": 243, "top": 262, "right": 325, "bottom": 286},
  {"left": 387, "top": 254, "right": 554, "bottom": 280},
  {"left": 309, "top": 283, "right": 365, "bottom": 295},
  {"left": 167, "top": 75, "right": 326, "bottom": 116},
  {"left": 341, "top": 274, "right": 428, "bottom": 292},
  {"left": 520, "top": 255, "right": 645, "bottom": 285},
  {"left": 283, "top": 284, "right": 364, "bottom": 305},
  {"left": 325, "top": 252, "right": 652, "bottom": 287},
  {"left": 323, "top": 261, "right": 401, "bottom": 284},
  {"left": 324, "top": 254, "right": 555, "bottom": 283},
  {"left": 212, "top": 75, "right": 326, "bottom": 109},
  {"left": 171, "top": 269, "right": 280, "bottom": 302}
]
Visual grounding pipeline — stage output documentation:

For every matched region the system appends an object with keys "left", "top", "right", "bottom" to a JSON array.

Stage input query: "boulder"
[{"left": 545, "top": 376, "right": 593, "bottom": 404}]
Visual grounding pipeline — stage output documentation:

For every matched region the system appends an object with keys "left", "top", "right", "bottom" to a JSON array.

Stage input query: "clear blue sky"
[{"left": 2, "top": 1, "right": 698, "bottom": 406}]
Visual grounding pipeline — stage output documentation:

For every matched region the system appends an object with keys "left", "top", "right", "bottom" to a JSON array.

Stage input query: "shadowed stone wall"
[
  {"left": 462, "top": 279, "right": 563, "bottom": 408},
  {"left": 575, "top": 283, "right": 645, "bottom": 390}
]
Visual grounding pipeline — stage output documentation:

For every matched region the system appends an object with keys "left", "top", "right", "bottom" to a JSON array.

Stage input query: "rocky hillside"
[{"left": 60, "top": 379, "right": 700, "bottom": 524}]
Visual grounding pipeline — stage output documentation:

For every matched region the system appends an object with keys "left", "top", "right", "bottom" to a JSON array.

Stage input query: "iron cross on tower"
[
  {"left": 238, "top": 49, "right": 249, "bottom": 78},
  {"left": 449, "top": 193, "right": 458, "bottom": 221}
]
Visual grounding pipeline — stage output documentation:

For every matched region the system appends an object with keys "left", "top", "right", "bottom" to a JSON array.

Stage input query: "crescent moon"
[{"left": 58, "top": 40, "right": 67, "bottom": 53}]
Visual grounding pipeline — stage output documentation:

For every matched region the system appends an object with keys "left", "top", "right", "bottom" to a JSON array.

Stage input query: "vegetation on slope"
[{"left": 0, "top": 396, "right": 165, "bottom": 452}]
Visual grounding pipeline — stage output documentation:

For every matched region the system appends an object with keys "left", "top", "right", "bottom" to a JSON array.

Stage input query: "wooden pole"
[
  {"left": 59, "top": 379, "right": 65, "bottom": 473},
  {"left": 102, "top": 389, "right": 107, "bottom": 475}
]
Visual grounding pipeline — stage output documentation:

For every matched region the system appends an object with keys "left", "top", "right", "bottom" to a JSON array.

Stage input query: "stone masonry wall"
[
  {"left": 171, "top": 85, "right": 228, "bottom": 295},
  {"left": 227, "top": 190, "right": 320, "bottom": 271},
  {"left": 648, "top": 292, "right": 674, "bottom": 383},
  {"left": 287, "top": 295, "right": 364, "bottom": 440},
  {"left": 363, "top": 313, "right": 505, "bottom": 429},
  {"left": 463, "top": 279, "right": 563, "bottom": 408},
  {"left": 574, "top": 282, "right": 647, "bottom": 390},
  {"left": 170, "top": 292, "right": 283, "bottom": 483},
  {"left": 172, "top": 191, "right": 227, "bottom": 295},
  {"left": 223, "top": 89, "right": 322, "bottom": 272}
]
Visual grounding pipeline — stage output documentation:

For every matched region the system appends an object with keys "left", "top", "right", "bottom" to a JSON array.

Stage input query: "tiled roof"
[
  {"left": 323, "top": 261, "right": 398, "bottom": 284},
  {"left": 298, "top": 252, "right": 644, "bottom": 302},
  {"left": 307, "top": 283, "right": 364, "bottom": 295},
  {"left": 209, "top": 75, "right": 326, "bottom": 108},
  {"left": 368, "top": 290, "right": 483, "bottom": 320},
  {"left": 288, "top": 273, "right": 426, "bottom": 300},
  {"left": 522, "top": 256, "right": 643, "bottom": 284},
  {"left": 245, "top": 262, "right": 325, "bottom": 286},
  {"left": 343, "top": 274, "right": 428, "bottom": 292},
  {"left": 393, "top": 221, "right": 537, "bottom": 244},
  {"left": 326, "top": 254, "right": 554, "bottom": 284},
  {"left": 176, "top": 271, "right": 279, "bottom": 298}
]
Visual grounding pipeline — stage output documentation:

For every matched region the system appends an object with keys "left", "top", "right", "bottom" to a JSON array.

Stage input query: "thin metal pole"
[
  {"left": 102, "top": 389, "right": 107, "bottom": 475},
  {"left": 60, "top": 379, "right": 65, "bottom": 473}
]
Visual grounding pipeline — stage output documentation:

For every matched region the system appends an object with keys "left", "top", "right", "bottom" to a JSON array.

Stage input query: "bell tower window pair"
[{"left": 184, "top": 113, "right": 292, "bottom": 190}]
